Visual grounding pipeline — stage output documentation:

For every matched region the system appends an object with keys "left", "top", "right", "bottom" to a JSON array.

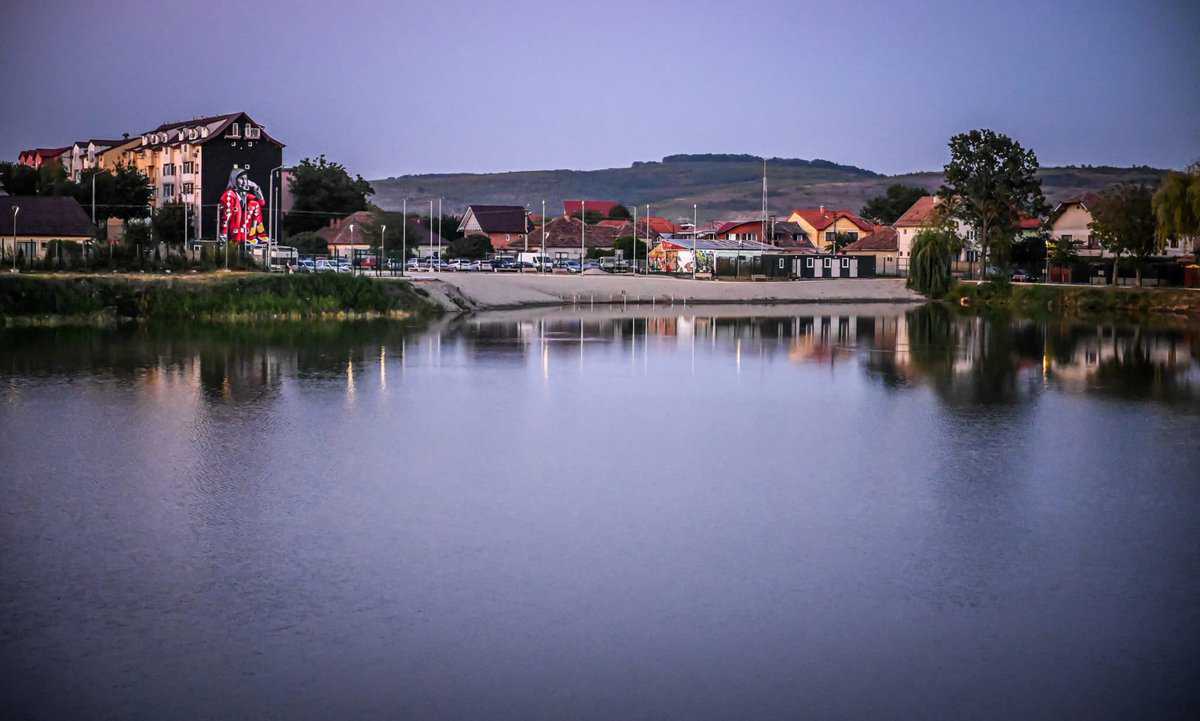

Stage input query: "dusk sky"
[{"left": 3, "top": 0, "right": 1197, "bottom": 179}]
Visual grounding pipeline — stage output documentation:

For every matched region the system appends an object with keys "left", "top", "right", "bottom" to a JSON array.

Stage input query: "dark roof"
[
  {"left": 534, "top": 215, "right": 622, "bottom": 248},
  {"left": 135, "top": 112, "right": 284, "bottom": 151},
  {"left": 844, "top": 226, "right": 898, "bottom": 252},
  {"left": 0, "top": 196, "right": 92, "bottom": 237},
  {"left": 464, "top": 205, "right": 529, "bottom": 234}
]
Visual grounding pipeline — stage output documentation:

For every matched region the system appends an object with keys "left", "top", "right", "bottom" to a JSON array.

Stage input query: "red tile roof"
[
  {"left": 563, "top": 199, "right": 620, "bottom": 217},
  {"left": 790, "top": 207, "right": 874, "bottom": 233},
  {"left": 844, "top": 226, "right": 898, "bottom": 253},
  {"left": 893, "top": 196, "right": 940, "bottom": 228},
  {"left": 534, "top": 215, "right": 622, "bottom": 249}
]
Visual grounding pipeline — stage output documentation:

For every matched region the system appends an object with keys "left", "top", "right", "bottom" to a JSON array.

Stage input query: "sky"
[{"left": 2, "top": 0, "right": 1197, "bottom": 179}]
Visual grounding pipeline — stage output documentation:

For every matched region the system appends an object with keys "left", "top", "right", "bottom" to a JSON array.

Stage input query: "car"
[
  {"left": 561, "top": 260, "right": 582, "bottom": 273},
  {"left": 297, "top": 259, "right": 316, "bottom": 273},
  {"left": 490, "top": 258, "right": 517, "bottom": 272},
  {"left": 358, "top": 256, "right": 378, "bottom": 270},
  {"left": 1011, "top": 269, "right": 1030, "bottom": 282},
  {"left": 315, "top": 259, "right": 336, "bottom": 272},
  {"left": 337, "top": 261, "right": 353, "bottom": 273}
]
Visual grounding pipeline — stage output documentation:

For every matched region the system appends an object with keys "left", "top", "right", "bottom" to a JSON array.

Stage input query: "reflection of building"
[{"left": 0, "top": 196, "right": 93, "bottom": 260}]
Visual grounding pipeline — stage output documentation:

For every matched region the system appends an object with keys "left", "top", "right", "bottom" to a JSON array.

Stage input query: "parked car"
[
  {"left": 297, "top": 259, "right": 316, "bottom": 273},
  {"left": 337, "top": 261, "right": 353, "bottom": 273},
  {"left": 491, "top": 258, "right": 517, "bottom": 272},
  {"left": 562, "top": 260, "right": 582, "bottom": 273},
  {"left": 1011, "top": 269, "right": 1039, "bottom": 283},
  {"left": 315, "top": 258, "right": 336, "bottom": 272},
  {"left": 358, "top": 256, "right": 378, "bottom": 270}
]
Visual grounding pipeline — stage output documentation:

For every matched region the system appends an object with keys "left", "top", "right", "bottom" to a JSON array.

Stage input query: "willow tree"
[
  {"left": 907, "top": 226, "right": 961, "bottom": 297},
  {"left": 1152, "top": 170, "right": 1200, "bottom": 249},
  {"left": 938, "top": 129, "right": 1046, "bottom": 279}
]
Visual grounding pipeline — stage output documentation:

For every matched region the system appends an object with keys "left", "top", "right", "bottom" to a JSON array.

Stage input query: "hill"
[{"left": 369, "top": 155, "right": 1169, "bottom": 222}]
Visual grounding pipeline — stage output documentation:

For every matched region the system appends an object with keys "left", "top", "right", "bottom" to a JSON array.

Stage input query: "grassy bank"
[
  {"left": 944, "top": 281, "right": 1200, "bottom": 320},
  {"left": 0, "top": 272, "right": 440, "bottom": 324}
]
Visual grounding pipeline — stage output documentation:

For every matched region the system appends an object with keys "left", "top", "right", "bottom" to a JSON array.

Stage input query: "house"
[
  {"left": 526, "top": 215, "right": 623, "bottom": 260},
  {"left": 458, "top": 205, "right": 530, "bottom": 250},
  {"left": 63, "top": 139, "right": 125, "bottom": 182},
  {"left": 319, "top": 210, "right": 375, "bottom": 260},
  {"left": 716, "top": 219, "right": 817, "bottom": 252},
  {"left": 117, "top": 112, "right": 284, "bottom": 241},
  {"left": 649, "top": 236, "right": 775, "bottom": 274},
  {"left": 786, "top": 207, "right": 875, "bottom": 251},
  {"left": 1, "top": 196, "right": 93, "bottom": 261},
  {"left": 17, "top": 147, "right": 69, "bottom": 170},
  {"left": 1048, "top": 194, "right": 1103, "bottom": 257},
  {"left": 563, "top": 199, "right": 620, "bottom": 218},
  {"left": 843, "top": 226, "right": 900, "bottom": 275}
]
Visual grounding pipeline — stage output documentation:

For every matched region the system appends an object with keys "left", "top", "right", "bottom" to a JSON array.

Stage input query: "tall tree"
[
  {"left": 152, "top": 203, "right": 188, "bottom": 246},
  {"left": 0, "top": 162, "right": 38, "bottom": 195},
  {"left": 938, "top": 129, "right": 1046, "bottom": 278},
  {"left": 75, "top": 166, "right": 152, "bottom": 225},
  {"left": 860, "top": 184, "right": 930, "bottom": 224},
  {"left": 1090, "top": 183, "right": 1158, "bottom": 287},
  {"left": 1152, "top": 170, "right": 1200, "bottom": 250},
  {"left": 284, "top": 156, "right": 374, "bottom": 236},
  {"left": 608, "top": 204, "right": 631, "bottom": 220}
]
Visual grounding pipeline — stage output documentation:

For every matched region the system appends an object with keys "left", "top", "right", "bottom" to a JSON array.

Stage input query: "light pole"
[
  {"left": 645, "top": 203, "right": 650, "bottom": 275},
  {"left": 401, "top": 198, "right": 407, "bottom": 277},
  {"left": 522, "top": 204, "right": 529, "bottom": 274},
  {"left": 267, "top": 165, "right": 283, "bottom": 272},
  {"left": 437, "top": 197, "right": 442, "bottom": 268},
  {"left": 429, "top": 199, "right": 435, "bottom": 271},
  {"left": 380, "top": 224, "right": 386, "bottom": 277},
  {"left": 541, "top": 199, "right": 547, "bottom": 274},
  {"left": 349, "top": 223, "right": 355, "bottom": 270},
  {"left": 10, "top": 205, "right": 19, "bottom": 271},
  {"left": 580, "top": 200, "right": 585, "bottom": 269},
  {"left": 692, "top": 203, "right": 697, "bottom": 280}
]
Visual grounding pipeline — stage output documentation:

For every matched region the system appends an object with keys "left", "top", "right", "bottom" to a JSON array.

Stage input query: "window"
[
  {"left": 182, "top": 161, "right": 195, "bottom": 174},
  {"left": 1061, "top": 234, "right": 1072, "bottom": 242},
  {"left": 163, "top": 163, "right": 174, "bottom": 176},
  {"left": 846, "top": 232, "right": 858, "bottom": 242},
  {"left": 182, "top": 182, "right": 194, "bottom": 194},
  {"left": 163, "top": 183, "right": 174, "bottom": 198},
  {"left": 823, "top": 258, "right": 831, "bottom": 267},
  {"left": 825, "top": 231, "right": 835, "bottom": 242},
  {"left": 841, "top": 258, "right": 849, "bottom": 268},
  {"left": 777, "top": 259, "right": 785, "bottom": 269},
  {"left": 245, "top": 125, "right": 261, "bottom": 140},
  {"left": 225, "top": 124, "right": 241, "bottom": 139},
  {"left": 806, "top": 258, "right": 814, "bottom": 268}
]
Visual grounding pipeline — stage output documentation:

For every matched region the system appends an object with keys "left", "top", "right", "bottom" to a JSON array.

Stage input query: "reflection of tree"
[{"left": 904, "top": 305, "right": 1033, "bottom": 405}]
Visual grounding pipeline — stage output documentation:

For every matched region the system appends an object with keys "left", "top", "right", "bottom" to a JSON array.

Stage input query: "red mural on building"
[{"left": 219, "top": 168, "right": 267, "bottom": 243}]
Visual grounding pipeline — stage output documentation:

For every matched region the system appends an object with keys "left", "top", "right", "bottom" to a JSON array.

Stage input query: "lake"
[{"left": 2, "top": 305, "right": 1198, "bottom": 720}]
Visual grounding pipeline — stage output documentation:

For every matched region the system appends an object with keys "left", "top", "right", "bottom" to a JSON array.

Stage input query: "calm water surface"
[{"left": 2, "top": 305, "right": 1198, "bottom": 720}]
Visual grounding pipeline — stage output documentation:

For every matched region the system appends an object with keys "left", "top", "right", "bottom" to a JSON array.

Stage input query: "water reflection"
[{"left": 2, "top": 307, "right": 1197, "bottom": 410}]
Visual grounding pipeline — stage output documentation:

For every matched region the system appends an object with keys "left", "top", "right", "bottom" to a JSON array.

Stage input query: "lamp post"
[
  {"left": 692, "top": 203, "right": 697, "bottom": 280},
  {"left": 632, "top": 204, "right": 637, "bottom": 275},
  {"left": 429, "top": 200, "right": 435, "bottom": 271},
  {"left": 580, "top": 200, "right": 585, "bottom": 269},
  {"left": 437, "top": 197, "right": 442, "bottom": 268},
  {"left": 645, "top": 204, "right": 650, "bottom": 275},
  {"left": 541, "top": 199, "right": 547, "bottom": 274},
  {"left": 267, "top": 165, "right": 283, "bottom": 272},
  {"left": 11, "top": 205, "right": 19, "bottom": 271},
  {"left": 401, "top": 198, "right": 407, "bottom": 277},
  {"left": 349, "top": 223, "right": 355, "bottom": 271},
  {"left": 380, "top": 224, "right": 386, "bottom": 277}
]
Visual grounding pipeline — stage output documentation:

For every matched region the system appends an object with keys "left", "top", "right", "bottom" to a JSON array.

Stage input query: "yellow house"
[{"left": 786, "top": 207, "right": 875, "bottom": 251}]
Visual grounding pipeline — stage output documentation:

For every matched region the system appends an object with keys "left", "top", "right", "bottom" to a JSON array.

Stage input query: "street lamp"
[
  {"left": 380, "top": 224, "right": 386, "bottom": 277},
  {"left": 580, "top": 200, "right": 585, "bottom": 269},
  {"left": 267, "top": 165, "right": 283, "bottom": 272},
  {"left": 632, "top": 204, "right": 637, "bottom": 275},
  {"left": 692, "top": 203, "right": 697, "bottom": 280},
  {"left": 10, "top": 205, "right": 19, "bottom": 271},
  {"left": 349, "top": 223, "right": 355, "bottom": 270},
  {"left": 401, "top": 198, "right": 407, "bottom": 277}
]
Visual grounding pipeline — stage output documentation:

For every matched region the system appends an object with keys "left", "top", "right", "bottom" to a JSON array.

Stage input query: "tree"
[
  {"left": 289, "top": 231, "right": 327, "bottom": 255},
  {"left": 907, "top": 226, "right": 961, "bottom": 298},
  {"left": 0, "top": 162, "right": 38, "bottom": 195},
  {"left": 938, "top": 129, "right": 1046, "bottom": 278},
  {"left": 570, "top": 210, "right": 605, "bottom": 225},
  {"left": 124, "top": 218, "right": 152, "bottom": 247},
  {"left": 861, "top": 184, "right": 929, "bottom": 224},
  {"left": 1152, "top": 170, "right": 1200, "bottom": 249},
  {"left": 608, "top": 204, "right": 631, "bottom": 220},
  {"left": 284, "top": 155, "right": 374, "bottom": 236},
  {"left": 611, "top": 235, "right": 647, "bottom": 260},
  {"left": 74, "top": 166, "right": 152, "bottom": 225},
  {"left": 1047, "top": 231, "right": 1079, "bottom": 276},
  {"left": 152, "top": 203, "right": 188, "bottom": 246},
  {"left": 824, "top": 231, "right": 856, "bottom": 254},
  {"left": 1090, "top": 183, "right": 1158, "bottom": 287},
  {"left": 447, "top": 234, "right": 493, "bottom": 259}
]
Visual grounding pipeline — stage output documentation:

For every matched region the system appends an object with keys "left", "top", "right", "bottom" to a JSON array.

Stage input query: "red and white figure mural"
[{"left": 219, "top": 167, "right": 267, "bottom": 244}]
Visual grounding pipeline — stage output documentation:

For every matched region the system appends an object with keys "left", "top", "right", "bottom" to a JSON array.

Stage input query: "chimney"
[{"left": 819, "top": 205, "right": 825, "bottom": 214}]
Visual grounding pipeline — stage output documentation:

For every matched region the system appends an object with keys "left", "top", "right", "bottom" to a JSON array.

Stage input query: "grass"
[
  {"left": 0, "top": 272, "right": 440, "bottom": 323},
  {"left": 943, "top": 281, "right": 1200, "bottom": 320}
]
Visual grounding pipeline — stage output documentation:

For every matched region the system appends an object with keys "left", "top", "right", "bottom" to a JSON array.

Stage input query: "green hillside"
[{"left": 369, "top": 155, "right": 1169, "bottom": 222}]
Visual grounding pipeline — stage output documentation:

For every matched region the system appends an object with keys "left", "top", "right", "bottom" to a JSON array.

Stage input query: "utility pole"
[
  {"left": 380, "top": 224, "right": 386, "bottom": 277},
  {"left": 429, "top": 199, "right": 435, "bottom": 271},
  {"left": 11, "top": 206, "right": 19, "bottom": 271},
  {"left": 580, "top": 200, "right": 585, "bottom": 269},
  {"left": 401, "top": 198, "right": 407, "bottom": 277},
  {"left": 632, "top": 204, "right": 637, "bottom": 275},
  {"left": 541, "top": 199, "right": 547, "bottom": 274},
  {"left": 645, "top": 203, "right": 650, "bottom": 275}
]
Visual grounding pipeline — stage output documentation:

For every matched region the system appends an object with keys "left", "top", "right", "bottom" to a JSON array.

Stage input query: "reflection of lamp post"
[{"left": 11, "top": 205, "right": 19, "bottom": 271}]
